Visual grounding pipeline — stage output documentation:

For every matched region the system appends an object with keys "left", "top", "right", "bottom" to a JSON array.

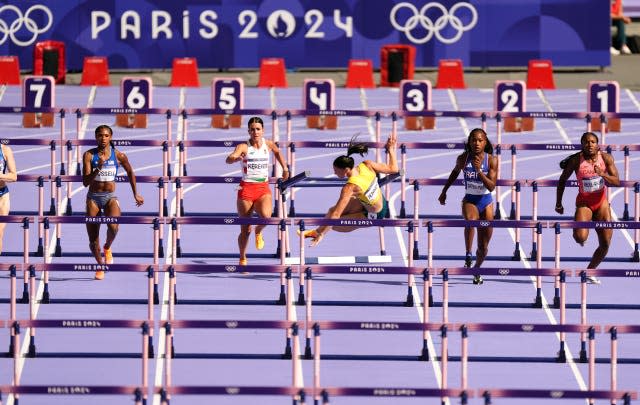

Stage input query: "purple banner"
[{"left": 0, "top": 0, "right": 609, "bottom": 70}]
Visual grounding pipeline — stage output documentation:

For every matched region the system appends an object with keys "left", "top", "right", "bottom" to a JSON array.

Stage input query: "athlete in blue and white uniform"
[
  {"left": 0, "top": 143, "right": 17, "bottom": 255},
  {"left": 82, "top": 125, "right": 144, "bottom": 279},
  {"left": 439, "top": 128, "right": 497, "bottom": 284}
]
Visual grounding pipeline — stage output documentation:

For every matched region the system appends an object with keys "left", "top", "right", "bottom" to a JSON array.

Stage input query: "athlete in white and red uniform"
[
  {"left": 556, "top": 131, "right": 620, "bottom": 283},
  {"left": 226, "top": 117, "right": 289, "bottom": 266}
]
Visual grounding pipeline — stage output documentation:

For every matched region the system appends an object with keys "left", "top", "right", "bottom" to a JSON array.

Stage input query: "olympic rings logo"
[
  {"left": 225, "top": 321, "right": 238, "bottom": 328},
  {"left": 0, "top": 5, "right": 53, "bottom": 47},
  {"left": 390, "top": 2, "right": 477, "bottom": 45},
  {"left": 224, "top": 218, "right": 235, "bottom": 224},
  {"left": 225, "top": 265, "right": 237, "bottom": 272},
  {"left": 498, "top": 268, "right": 510, "bottom": 276},
  {"left": 521, "top": 324, "right": 534, "bottom": 332}
]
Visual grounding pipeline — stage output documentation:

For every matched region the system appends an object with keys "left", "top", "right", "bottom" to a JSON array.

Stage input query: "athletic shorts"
[
  {"left": 576, "top": 190, "right": 606, "bottom": 212},
  {"left": 364, "top": 197, "right": 389, "bottom": 220},
  {"left": 463, "top": 193, "right": 493, "bottom": 212},
  {"left": 238, "top": 181, "right": 271, "bottom": 203},
  {"left": 0, "top": 186, "right": 8, "bottom": 198},
  {"left": 87, "top": 191, "right": 117, "bottom": 211}
]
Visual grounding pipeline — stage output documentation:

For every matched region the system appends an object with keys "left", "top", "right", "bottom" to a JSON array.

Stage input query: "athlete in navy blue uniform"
[
  {"left": 438, "top": 128, "right": 498, "bottom": 285},
  {"left": 82, "top": 125, "right": 144, "bottom": 280},
  {"left": 0, "top": 144, "right": 17, "bottom": 255}
]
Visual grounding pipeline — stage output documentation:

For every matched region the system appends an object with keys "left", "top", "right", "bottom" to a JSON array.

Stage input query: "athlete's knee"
[
  {"left": 598, "top": 237, "right": 611, "bottom": 251},
  {"left": 573, "top": 230, "right": 587, "bottom": 244},
  {"left": 107, "top": 224, "right": 119, "bottom": 235},
  {"left": 476, "top": 245, "right": 488, "bottom": 257},
  {"left": 240, "top": 225, "right": 252, "bottom": 237}
]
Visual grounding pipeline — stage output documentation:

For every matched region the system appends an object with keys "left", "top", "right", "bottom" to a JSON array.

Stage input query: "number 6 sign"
[{"left": 116, "top": 77, "right": 152, "bottom": 128}]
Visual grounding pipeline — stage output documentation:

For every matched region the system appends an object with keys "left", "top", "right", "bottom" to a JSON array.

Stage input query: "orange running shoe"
[
  {"left": 255, "top": 233, "right": 265, "bottom": 250},
  {"left": 103, "top": 247, "right": 113, "bottom": 265},
  {"left": 95, "top": 270, "right": 105, "bottom": 280}
]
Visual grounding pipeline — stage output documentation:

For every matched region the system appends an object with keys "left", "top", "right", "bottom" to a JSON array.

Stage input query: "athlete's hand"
[
  {"left": 438, "top": 191, "right": 447, "bottom": 205},
  {"left": 555, "top": 203, "right": 564, "bottom": 215},
  {"left": 385, "top": 133, "right": 397, "bottom": 151},
  {"left": 134, "top": 194, "right": 144, "bottom": 207},
  {"left": 593, "top": 164, "right": 603, "bottom": 176}
]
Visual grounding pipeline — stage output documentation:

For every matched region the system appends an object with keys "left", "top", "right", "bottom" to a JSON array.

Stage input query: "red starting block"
[
  {"left": 527, "top": 59, "right": 555, "bottom": 89},
  {"left": 0, "top": 56, "right": 20, "bottom": 85},
  {"left": 170, "top": 58, "right": 200, "bottom": 87},
  {"left": 257, "top": 58, "right": 288, "bottom": 88},
  {"left": 81, "top": 56, "right": 110, "bottom": 86},
  {"left": 435, "top": 59, "right": 465, "bottom": 89},
  {"left": 345, "top": 59, "right": 375, "bottom": 88}
]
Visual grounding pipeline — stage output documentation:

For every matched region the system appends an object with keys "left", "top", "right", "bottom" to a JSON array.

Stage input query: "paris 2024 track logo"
[{"left": 390, "top": 2, "right": 477, "bottom": 45}]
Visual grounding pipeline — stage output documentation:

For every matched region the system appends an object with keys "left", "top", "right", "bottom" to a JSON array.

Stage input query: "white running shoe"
[
  {"left": 586, "top": 276, "right": 601, "bottom": 285},
  {"left": 610, "top": 47, "right": 621, "bottom": 55},
  {"left": 621, "top": 44, "right": 632, "bottom": 54}
]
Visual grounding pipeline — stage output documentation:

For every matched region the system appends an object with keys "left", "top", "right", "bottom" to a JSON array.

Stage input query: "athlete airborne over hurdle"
[
  {"left": 225, "top": 116, "right": 289, "bottom": 266},
  {"left": 300, "top": 133, "right": 398, "bottom": 247},
  {"left": 82, "top": 125, "right": 144, "bottom": 280},
  {"left": 555, "top": 131, "right": 620, "bottom": 284},
  {"left": 438, "top": 128, "right": 498, "bottom": 285}
]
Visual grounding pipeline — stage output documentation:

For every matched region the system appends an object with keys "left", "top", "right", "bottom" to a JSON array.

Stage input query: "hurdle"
[
  {"left": 605, "top": 325, "right": 640, "bottom": 405},
  {"left": 299, "top": 264, "right": 427, "bottom": 357},
  {"left": 5, "top": 318, "right": 150, "bottom": 404},
  {"left": 479, "top": 388, "right": 636, "bottom": 405},
  {"left": 160, "top": 320, "right": 301, "bottom": 403},
  {"left": 38, "top": 215, "right": 161, "bottom": 301}
]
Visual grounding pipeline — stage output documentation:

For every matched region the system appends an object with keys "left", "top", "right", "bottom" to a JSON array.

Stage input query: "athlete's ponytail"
[{"left": 333, "top": 134, "right": 368, "bottom": 169}]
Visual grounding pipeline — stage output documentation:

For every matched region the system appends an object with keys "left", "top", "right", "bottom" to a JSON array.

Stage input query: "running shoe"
[
  {"left": 103, "top": 247, "right": 113, "bottom": 265},
  {"left": 586, "top": 276, "right": 601, "bottom": 285},
  {"left": 464, "top": 253, "right": 472, "bottom": 268},
  {"left": 239, "top": 258, "right": 248, "bottom": 266},
  {"left": 297, "top": 229, "right": 319, "bottom": 239},
  {"left": 473, "top": 274, "right": 483, "bottom": 285},
  {"left": 255, "top": 233, "right": 265, "bottom": 250},
  {"left": 95, "top": 270, "right": 105, "bottom": 280}
]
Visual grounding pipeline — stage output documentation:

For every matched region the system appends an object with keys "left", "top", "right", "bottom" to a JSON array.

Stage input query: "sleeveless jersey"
[
  {"left": 91, "top": 148, "right": 119, "bottom": 182},
  {"left": 463, "top": 153, "right": 490, "bottom": 195},
  {"left": 576, "top": 152, "right": 606, "bottom": 195},
  {"left": 0, "top": 145, "right": 6, "bottom": 175},
  {"left": 242, "top": 139, "right": 270, "bottom": 183},
  {"left": 347, "top": 162, "right": 382, "bottom": 206}
]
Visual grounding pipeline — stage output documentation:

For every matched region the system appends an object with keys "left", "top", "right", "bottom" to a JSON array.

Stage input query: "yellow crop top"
[{"left": 347, "top": 162, "right": 382, "bottom": 206}]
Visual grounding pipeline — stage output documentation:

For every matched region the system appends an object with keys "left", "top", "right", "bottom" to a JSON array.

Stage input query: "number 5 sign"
[
  {"left": 116, "top": 77, "right": 152, "bottom": 128},
  {"left": 212, "top": 77, "right": 244, "bottom": 129},
  {"left": 494, "top": 80, "right": 533, "bottom": 132}
]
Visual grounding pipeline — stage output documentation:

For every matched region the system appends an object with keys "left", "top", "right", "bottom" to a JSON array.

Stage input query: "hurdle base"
[
  {"left": 153, "top": 286, "right": 159, "bottom": 305},
  {"left": 632, "top": 248, "right": 639, "bottom": 262},
  {"left": 148, "top": 335, "right": 154, "bottom": 358},
  {"left": 404, "top": 287, "right": 414, "bottom": 307},
  {"left": 404, "top": 116, "right": 435, "bottom": 130},
  {"left": 556, "top": 349, "right": 567, "bottom": 363},
  {"left": 297, "top": 291, "right": 306, "bottom": 306},
  {"left": 579, "top": 349, "right": 587, "bottom": 363},
  {"left": 419, "top": 340, "right": 429, "bottom": 361},
  {"left": 304, "top": 341, "right": 312, "bottom": 359},
  {"left": 282, "top": 340, "right": 292, "bottom": 359},
  {"left": 28, "top": 337, "right": 36, "bottom": 357},
  {"left": 115, "top": 113, "right": 148, "bottom": 129},
  {"left": 20, "top": 288, "right": 29, "bottom": 304},
  {"left": 307, "top": 115, "right": 338, "bottom": 130},
  {"left": 41, "top": 289, "right": 50, "bottom": 304},
  {"left": 532, "top": 295, "right": 543, "bottom": 308},
  {"left": 553, "top": 295, "right": 560, "bottom": 309}
]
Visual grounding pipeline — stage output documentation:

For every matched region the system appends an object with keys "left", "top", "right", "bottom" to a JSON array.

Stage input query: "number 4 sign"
[{"left": 116, "top": 77, "right": 152, "bottom": 128}]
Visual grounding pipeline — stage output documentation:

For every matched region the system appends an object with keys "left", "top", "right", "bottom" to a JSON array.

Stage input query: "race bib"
[{"left": 581, "top": 176, "right": 604, "bottom": 193}]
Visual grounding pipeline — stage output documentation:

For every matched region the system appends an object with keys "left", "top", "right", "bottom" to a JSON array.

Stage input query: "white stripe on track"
[
  {"left": 7, "top": 86, "right": 97, "bottom": 405},
  {"left": 625, "top": 88, "right": 640, "bottom": 110},
  {"left": 535, "top": 89, "right": 572, "bottom": 144}
]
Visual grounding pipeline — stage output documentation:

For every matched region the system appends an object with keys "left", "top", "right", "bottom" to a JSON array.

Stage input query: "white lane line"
[
  {"left": 7, "top": 86, "right": 97, "bottom": 405},
  {"left": 535, "top": 89, "right": 572, "bottom": 144},
  {"left": 625, "top": 88, "right": 640, "bottom": 110},
  {"left": 447, "top": 89, "right": 470, "bottom": 138},
  {"left": 389, "top": 190, "right": 445, "bottom": 394}
]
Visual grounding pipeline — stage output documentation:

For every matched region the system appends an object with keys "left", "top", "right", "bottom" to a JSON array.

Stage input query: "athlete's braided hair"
[
  {"left": 333, "top": 134, "right": 369, "bottom": 169},
  {"left": 464, "top": 128, "right": 493, "bottom": 155}
]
